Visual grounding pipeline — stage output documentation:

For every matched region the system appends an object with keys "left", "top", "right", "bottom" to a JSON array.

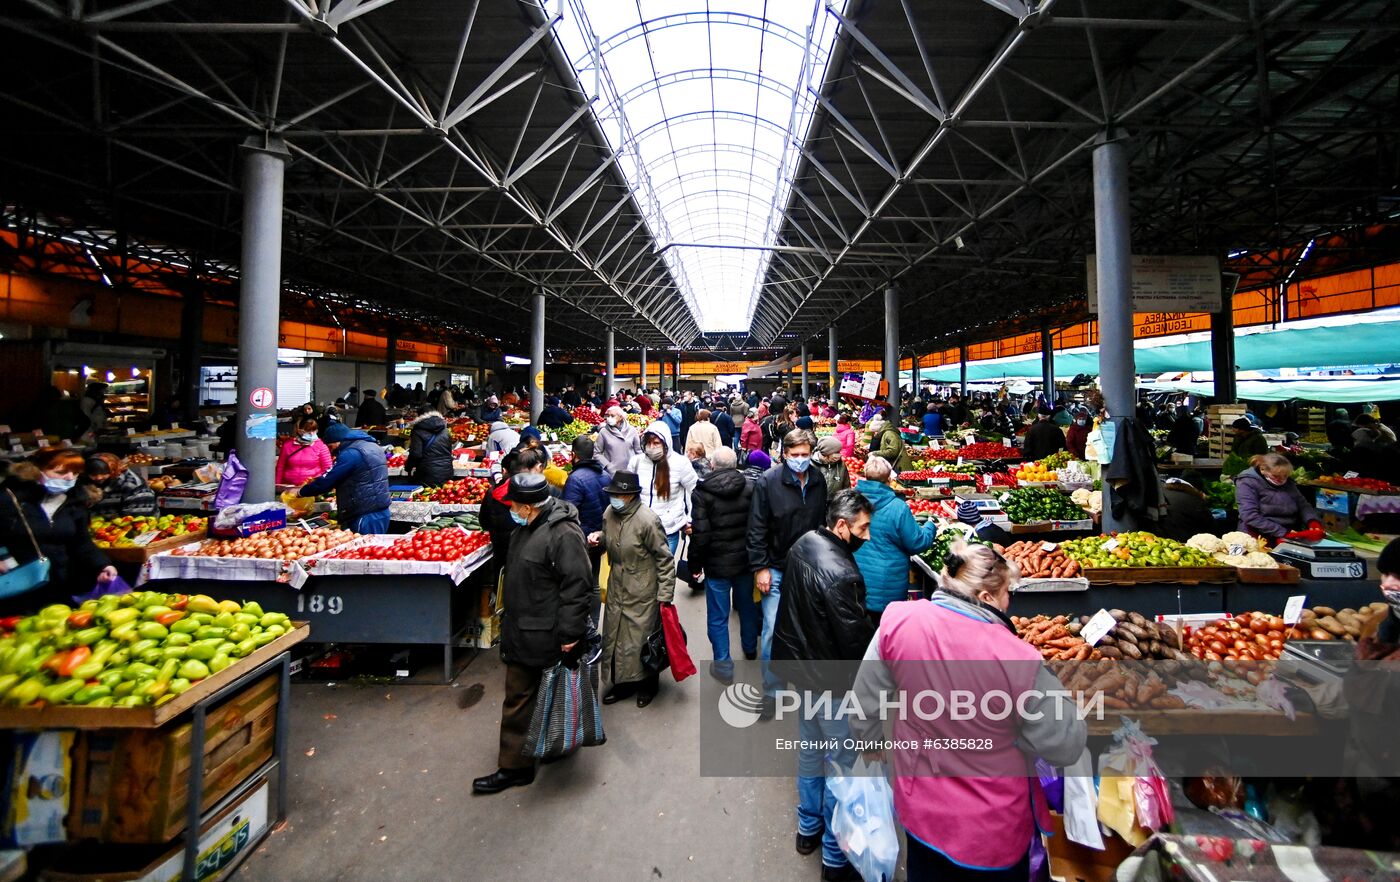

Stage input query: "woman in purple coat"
[{"left": 1235, "top": 452, "right": 1323, "bottom": 542}]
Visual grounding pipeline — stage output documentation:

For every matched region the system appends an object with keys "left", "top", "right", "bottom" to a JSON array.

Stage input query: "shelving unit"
[{"left": 105, "top": 377, "right": 152, "bottom": 425}]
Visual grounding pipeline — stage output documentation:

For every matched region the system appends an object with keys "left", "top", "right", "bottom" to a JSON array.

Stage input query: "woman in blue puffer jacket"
[{"left": 853, "top": 455, "right": 938, "bottom": 621}]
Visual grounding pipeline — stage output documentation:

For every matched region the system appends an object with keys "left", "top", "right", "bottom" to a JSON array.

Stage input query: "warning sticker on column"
[
  {"left": 249, "top": 386, "right": 274, "bottom": 408},
  {"left": 245, "top": 414, "right": 277, "bottom": 440}
]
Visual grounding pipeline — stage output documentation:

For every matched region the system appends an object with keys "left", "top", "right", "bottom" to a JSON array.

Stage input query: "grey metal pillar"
[
  {"left": 384, "top": 331, "right": 397, "bottom": 401},
  {"left": 530, "top": 290, "right": 545, "bottom": 426},
  {"left": 912, "top": 350, "right": 921, "bottom": 400},
  {"left": 828, "top": 326, "right": 838, "bottom": 397},
  {"left": 639, "top": 344, "right": 647, "bottom": 392},
  {"left": 1041, "top": 326, "right": 1055, "bottom": 403},
  {"left": 959, "top": 341, "right": 968, "bottom": 399},
  {"left": 177, "top": 261, "right": 203, "bottom": 426},
  {"left": 800, "top": 342, "right": 809, "bottom": 400},
  {"left": 674, "top": 352, "right": 682, "bottom": 393},
  {"left": 604, "top": 327, "right": 616, "bottom": 398},
  {"left": 1211, "top": 306, "right": 1237, "bottom": 404},
  {"left": 1093, "top": 132, "right": 1143, "bottom": 533},
  {"left": 235, "top": 137, "right": 289, "bottom": 503},
  {"left": 884, "top": 286, "right": 900, "bottom": 423}
]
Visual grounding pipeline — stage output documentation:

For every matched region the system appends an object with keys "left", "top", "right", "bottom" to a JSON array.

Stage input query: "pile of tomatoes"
[
  {"left": 410, "top": 477, "right": 490, "bottom": 504},
  {"left": 1318, "top": 474, "right": 1400, "bottom": 493},
  {"left": 1186, "top": 612, "right": 1287, "bottom": 661},
  {"left": 958, "top": 442, "right": 1021, "bottom": 461},
  {"left": 910, "top": 447, "right": 961, "bottom": 463},
  {"left": 552, "top": 453, "right": 572, "bottom": 472},
  {"left": 571, "top": 407, "right": 602, "bottom": 426},
  {"left": 327, "top": 528, "right": 490, "bottom": 562}
]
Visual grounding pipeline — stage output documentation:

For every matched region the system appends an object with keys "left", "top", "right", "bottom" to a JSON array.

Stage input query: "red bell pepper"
[
  {"left": 67, "top": 611, "right": 94, "bottom": 629},
  {"left": 57, "top": 646, "right": 91, "bottom": 679},
  {"left": 154, "top": 611, "right": 186, "bottom": 627}
]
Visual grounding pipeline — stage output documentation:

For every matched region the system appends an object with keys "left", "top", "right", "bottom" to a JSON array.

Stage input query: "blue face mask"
[
  {"left": 609, "top": 497, "right": 627, "bottom": 511},
  {"left": 786, "top": 455, "right": 811, "bottom": 473},
  {"left": 43, "top": 476, "right": 76, "bottom": 494},
  {"left": 300, "top": 433, "right": 317, "bottom": 443},
  {"left": 509, "top": 511, "right": 528, "bottom": 526}
]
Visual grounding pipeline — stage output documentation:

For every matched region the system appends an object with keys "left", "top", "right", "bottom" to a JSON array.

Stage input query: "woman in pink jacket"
[
  {"left": 739, "top": 409, "right": 764, "bottom": 456},
  {"left": 834, "top": 413, "right": 857, "bottom": 457},
  {"left": 276, "top": 417, "right": 333, "bottom": 486}
]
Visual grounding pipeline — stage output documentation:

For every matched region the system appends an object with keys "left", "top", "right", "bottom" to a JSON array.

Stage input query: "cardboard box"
[
  {"left": 1045, "top": 812, "right": 1135, "bottom": 882},
  {"left": 42, "top": 777, "right": 269, "bottom": 882},
  {"left": 474, "top": 613, "right": 501, "bottom": 649},
  {"left": 67, "top": 675, "right": 278, "bottom": 844}
]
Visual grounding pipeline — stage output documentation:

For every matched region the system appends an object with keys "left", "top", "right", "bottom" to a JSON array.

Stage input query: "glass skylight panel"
[{"left": 550, "top": 0, "right": 847, "bottom": 333}]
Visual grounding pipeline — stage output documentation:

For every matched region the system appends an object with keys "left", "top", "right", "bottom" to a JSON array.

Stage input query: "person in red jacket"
[
  {"left": 276, "top": 417, "right": 333, "bottom": 486},
  {"left": 1065, "top": 406, "right": 1091, "bottom": 460}
]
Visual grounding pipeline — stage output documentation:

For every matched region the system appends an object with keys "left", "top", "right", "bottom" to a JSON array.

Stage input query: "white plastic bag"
[{"left": 827, "top": 758, "right": 899, "bottom": 882}]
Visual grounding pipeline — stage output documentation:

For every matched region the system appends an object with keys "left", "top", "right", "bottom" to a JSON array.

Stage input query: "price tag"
[
  {"left": 964, "top": 434, "right": 976, "bottom": 446},
  {"left": 1227, "top": 544, "right": 1246, "bottom": 557},
  {"left": 59, "top": 439, "right": 71, "bottom": 448},
  {"left": 131, "top": 531, "right": 161, "bottom": 547},
  {"left": 171, "top": 422, "right": 180, "bottom": 430},
  {"left": 36, "top": 439, "right": 49, "bottom": 448},
  {"left": 0, "top": 425, "right": 10, "bottom": 434},
  {"left": 999, "top": 492, "right": 1012, "bottom": 504},
  {"left": 1081, "top": 609, "right": 1118, "bottom": 646},
  {"left": 1283, "top": 595, "right": 1307, "bottom": 626},
  {"left": 1041, "top": 541, "right": 1058, "bottom": 553},
  {"left": 126, "top": 427, "right": 136, "bottom": 436},
  {"left": 1101, "top": 537, "right": 1119, "bottom": 552},
  {"left": 31, "top": 429, "right": 43, "bottom": 438},
  {"left": 9, "top": 443, "right": 22, "bottom": 454},
  {"left": 1343, "top": 471, "right": 1359, "bottom": 479},
  {"left": 955, "top": 457, "right": 964, "bottom": 468}
]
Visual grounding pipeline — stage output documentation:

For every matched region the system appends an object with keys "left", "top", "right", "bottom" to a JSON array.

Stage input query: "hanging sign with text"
[{"left": 1086, "top": 254, "right": 1222, "bottom": 313}]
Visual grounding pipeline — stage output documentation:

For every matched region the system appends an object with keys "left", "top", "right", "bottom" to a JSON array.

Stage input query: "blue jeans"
[
  {"left": 346, "top": 509, "right": 391, "bottom": 534},
  {"left": 796, "top": 693, "right": 854, "bottom": 869},
  {"left": 665, "top": 531, "right": 680, "bottom": 555},
  {"left": 706, "top": 574, "right": 759, "bottom": 676},
  {"left": 760, "top": 567, "right": 784, "bottom": 697}
]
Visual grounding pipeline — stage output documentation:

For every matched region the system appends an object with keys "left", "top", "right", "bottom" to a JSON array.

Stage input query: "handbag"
[
  {"left": 675, "top": 532, "right": 703, "bottom": 588},
  {"left": 522, "top": 625, "right": 606, "bottom": 759},
  {"left": 0, "top": 490, "right": 51, "bottom": 600}
]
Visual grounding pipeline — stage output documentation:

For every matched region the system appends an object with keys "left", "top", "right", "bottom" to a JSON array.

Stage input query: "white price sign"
[
  {"left": 1101, "top": 537, "right": 1119, "bottom": 552},
  {"left": 1283, "top": 595, "right": 1308, "bottom": 626},
  {"left": 1040, "top": 542, "right": 1058, "bottom": 553},
  {"left": 1081, "top": 609, "right": 1118, "bottom": 647},
  {"left": 1227, "top": 544, "right": 1246, "bottom": 557}
]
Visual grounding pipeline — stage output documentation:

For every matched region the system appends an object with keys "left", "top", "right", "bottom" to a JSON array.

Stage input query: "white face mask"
[{"left": 645, "top": 446, "right": 665, "bottom": 462}]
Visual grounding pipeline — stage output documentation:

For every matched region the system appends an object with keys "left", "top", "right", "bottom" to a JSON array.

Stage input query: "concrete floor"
[{"left": 236, "top": 582, "right": 834, "bottom": 882}]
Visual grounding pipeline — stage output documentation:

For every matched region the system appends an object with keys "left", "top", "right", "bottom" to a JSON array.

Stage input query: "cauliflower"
[
  {"left": 1221, "top": 531, "right": 1256, "bottom": 550},
  {"left": 1214, "top": 552, "right": 1249, "bottom": 566},
  {"left": 1070, "top": 488, "right": 1091, "bottom": 506},
  {"left": 1241, "top": 551, "right": 1279, "bottom": 569},
  {"left": 1187, "top": 534, "right": 1225, "bottom": 553}
]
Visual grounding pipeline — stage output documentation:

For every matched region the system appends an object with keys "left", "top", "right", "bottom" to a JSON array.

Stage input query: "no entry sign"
[{"left": 250, "top": 387, "right": 274, "bottom": 409}]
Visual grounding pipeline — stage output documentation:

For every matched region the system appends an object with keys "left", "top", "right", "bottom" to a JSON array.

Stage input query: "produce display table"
[
  {"left": 1227, "top": 574, "right": 1379, "bottom": 615},
  {"left": 1085, "top": 707, "right": 1316, "bottom": 737},
  {"left": 1008, "top": 581, "right": 1229, "bottom": 618},
  {"left": 0, "top": 630, "right": 303, "bottom": 882}
]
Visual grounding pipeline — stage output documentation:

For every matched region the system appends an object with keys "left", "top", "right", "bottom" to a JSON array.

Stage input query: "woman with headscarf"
[
  {"left": 1065, "top": 407, "right": 1092, "bottom": 460},
  {"left": 84, "top": 452, "right": 159, "bottom": 517},
  {"left": 813, "top": 436, "right": 850, "bottom": 491},
  {"left": 685, "top": 408, "right": 723, "bottom": 457},
  {"left": 594, "top": 405, "right": 641, "bottom": 474},
  {"left": 627, "top": 421, "right": 698, "bottom": 554}
]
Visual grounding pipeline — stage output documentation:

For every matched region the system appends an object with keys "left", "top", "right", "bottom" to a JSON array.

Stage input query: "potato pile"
[
  {"left": 1012, "top": 615, "right": 1097, "bottom": 661},
  {"left": 1082, "top": 609, "right": 1191, "bottom": 661},
  {"left": 172, "top": 527, "right": 356, "bottom": 560},
  {"left": 1287, "top": 603, "right": 1388, "bottom": 641},
  {"left": 1055, "top": 660, "right": 1193, "bottom": 710},
  {"left": 999, "top": 542, "right": 1082, "bottom": 579}
]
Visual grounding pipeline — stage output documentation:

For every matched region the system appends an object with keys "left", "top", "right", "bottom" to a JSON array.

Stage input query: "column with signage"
[
  {"left": 604, "top": 327, "right": 615, "bottom": 398},
  {"left": 639, "top": 344, "right": 647, "bottom": 391},
  {"left": 827, "top": 326, "right": 838, "bottom": 395},
  {"left": 1092, "top": 132, "right": 1137, "bottom": 532},
  {"left": 530, "top": 290, "right": 545, "bottom": 426},
  {"left": 236, "top": 137, "right": 290, "bottom": 504}
]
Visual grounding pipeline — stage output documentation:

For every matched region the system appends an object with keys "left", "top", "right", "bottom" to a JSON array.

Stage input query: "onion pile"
[{"left": 173, "top": 527, "right": 356, "bottom": 560}]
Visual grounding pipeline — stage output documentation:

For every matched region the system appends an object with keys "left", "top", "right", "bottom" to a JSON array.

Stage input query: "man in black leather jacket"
[{"left": 770, "top": 489, "right": 875, "bottom": 881}]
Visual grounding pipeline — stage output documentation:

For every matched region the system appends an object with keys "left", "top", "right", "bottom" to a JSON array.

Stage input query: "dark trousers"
[
  {"left": 588, "top": 545, "right": 604, "bottom": 624},
  {"left": 497, "top": 662, "right": 543, "bottom": 770},
  {"left": 907, "top": 835, "right": 1028, "bottom": 882}
]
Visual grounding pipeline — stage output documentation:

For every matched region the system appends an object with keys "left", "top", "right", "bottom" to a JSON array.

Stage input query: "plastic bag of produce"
[
  {"left": 522, "top": 628, "right": 606, "bottom": 759},
  {"left": 71, "top": 573, "right": 131, "bottom": 605},
  {"left": 827, "top": 758, "right": 899, "bottom": 882},
  {"left": 212, "top": 451, "right": 247, "bottom": 509}
]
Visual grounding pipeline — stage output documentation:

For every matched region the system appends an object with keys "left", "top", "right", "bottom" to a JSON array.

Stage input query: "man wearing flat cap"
[
  {"left": 473, "top": 471, "right": 596, "bottom": 795},
  {"left": 1020, "top": 402, "right": 1068, "bottom": 462}
]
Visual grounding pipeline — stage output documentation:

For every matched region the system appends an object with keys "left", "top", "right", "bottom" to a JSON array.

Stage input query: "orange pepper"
[
  {"left": 58, "top": 645, "right": 91, "bottom": 678},
  {"left": 154, "top": 611, "right": 186, "bottom": 627}
]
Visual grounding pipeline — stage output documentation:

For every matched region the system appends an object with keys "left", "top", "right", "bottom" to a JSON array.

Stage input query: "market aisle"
[{"left": 237, "top": 581, "right": 818, "bottom": 882}]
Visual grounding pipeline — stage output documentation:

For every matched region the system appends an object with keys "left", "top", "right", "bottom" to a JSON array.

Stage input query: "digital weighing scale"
[{"left": 1272, "top": 538, "right": 1367, "bottom": 580}]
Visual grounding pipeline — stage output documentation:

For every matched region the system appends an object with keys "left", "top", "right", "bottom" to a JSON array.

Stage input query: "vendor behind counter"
[{"left": 83, "top": 452, "right": 158, "bottom": 517}]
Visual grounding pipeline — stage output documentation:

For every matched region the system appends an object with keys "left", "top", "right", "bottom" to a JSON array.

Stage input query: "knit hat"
[
  {"left": 956, "top": 499, "right": 982, "bottom": 526},
  {"left": 504, "top": 472, "right": 550, "bottom": 504},
  {"left": 746, "top": 450, "right": 772, "bottom": 471},
  {"left": 1037, "top": 404, "right": 1054, "bottom": 416},
  {"left": 815, "top": 436, "right": 842, "bottom": 457},
  {"left": 322, "top": 422, "right": 351, "bottom": 444}
]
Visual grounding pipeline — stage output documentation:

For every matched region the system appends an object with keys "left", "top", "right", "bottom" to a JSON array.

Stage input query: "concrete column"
[
  {"left": 1093, "top": 132, "right": 1144, "bottom": 533},
  {"left": 884, "top": 285, "right": 900, "bottom": 423},
  {"left": 1041, "top": 325, "right": 1055, "bottom": 403},
  {"left": 604, "top": 327, "right": 616, "bottom": 398},
  {"left": 177, "top": 259, "right": 203, "bottom": 426},
  {"left": 530, "top": 290, "right": 545, "bottom": 426},
  {"left": 674, "top": 352, "right": 682, "bottom": 394},
  {"left": 639, "top": 344, "right": 647, "bottom": 392},
  {"left": 799, "top": 342, "right": 809, "bottom": 400},
  {"left": 959, "top": 341, "right": 968, "bottom": 399},
  {"left": 911, "top": 351, "right": 921, "bottom": 400},
  {"left": 827, "top": 326, "right": 838, "bottom": 397},
  {"left": 235, "top": 137, "right": 290, "bottom": 503},
  {"left": 1211, "top": 303, "right": 1236, "bottom": 403},
  {"left": 384, "top": 331, "right": 397, "bottom": 400}
]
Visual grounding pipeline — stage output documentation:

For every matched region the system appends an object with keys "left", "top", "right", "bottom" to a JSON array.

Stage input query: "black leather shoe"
[
  {"left": 471, "top": 768, "right": 535, "bottom": 795},
  {"left": 743, "top": 650, "right": 758, "bottom": 660},
  {"left": 820, "top": 863, "right": 861, "bottom": 881},
  {"left": 636, "top": 691, "right": 656, "bottom": 708},
  {"left": 603, "top": 686, "right": 632, "bottom": 705},
  {"left": 796, "top": 831, "right": 820, "bottom": 855}
]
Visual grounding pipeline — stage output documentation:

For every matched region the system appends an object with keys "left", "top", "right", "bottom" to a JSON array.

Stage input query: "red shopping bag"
[{"left": 659, "top": 603, "right": 697, "bottom": 682}]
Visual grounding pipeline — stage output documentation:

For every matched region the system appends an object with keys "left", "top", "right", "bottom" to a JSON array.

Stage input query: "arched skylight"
[{"left": 550, "top": 1, "right": 847, "bottom": 333}]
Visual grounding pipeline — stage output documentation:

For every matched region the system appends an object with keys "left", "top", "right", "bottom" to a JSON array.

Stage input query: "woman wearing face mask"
[
  {"left": 1065, "top": 406, "right": 1092, "bottom": 460},
  {"left": 599, "top": 470, "right": 676, "bottom": 708},
  {"left": 404, "top": 409, "right": 453, "bottom": 487},
  {"left": 851, "top": 541, "right": 1086, "bottom": 882},
  {"left": 1235, "top": 452, "right": 1322, "bottom": 542},
  {"left": 0, "top": 449, "right": 116, "bottom": 613},
  {"left": 83, "top": 453, "right": 158, "bottom": 517},
  {"left": 275, "top": 417, "right": 334, "bottom": 487},
  {"left": 594, "top": 406, "right": 641, "bottom": 474},
  {"left": 627, "top": 422, "right": 698, "bottom": 554}
]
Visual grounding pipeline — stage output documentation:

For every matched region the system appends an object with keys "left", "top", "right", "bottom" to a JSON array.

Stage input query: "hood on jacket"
[
  {"left": 698, "top": 466, "right": 747, "bottom": 499},
  {"left": 1235, "top": 466, "right": 1283, "bottom": 489},
  {"left": 411, "top": 411, "right": 446, "bottom": 431},
  {"left": 534, "top": 496, "right": 580, "bottom": 528},
  {"left": 642, "top": 420, "right": 673, "bottom": 448},
  {"left": 855, "top": 478, "right": 897, "bottom": 510},
  {"left": 489, "top": 421, "right": 509, "bottom": 433}
]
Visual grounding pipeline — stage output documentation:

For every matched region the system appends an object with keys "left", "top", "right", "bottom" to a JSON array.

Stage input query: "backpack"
[{"left": 760, "top": 415, "right": 779, "bottom": 451}]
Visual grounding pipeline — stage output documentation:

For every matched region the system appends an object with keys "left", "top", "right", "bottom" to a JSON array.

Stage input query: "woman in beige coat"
[
  {"left": 684, "top": 408, "right": 724, "bottom": 457},
  {"left": 600, "top": 470, "right": 677, "bottom": 708}
]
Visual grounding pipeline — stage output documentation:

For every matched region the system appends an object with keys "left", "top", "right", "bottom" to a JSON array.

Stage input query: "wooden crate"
[
  {"left": 67, "top": 674, "right": 278, "bottom": 843},
  {"left": 1236, "top": 564, "right": 1302, "bottom": 584},
  {"left": 0, "top": 625, "right": 307, "bottom": 730},
  {"left": 1079, "top": 565, "right": 1236, "bottom": 584},
  {"left": 100, "top": 529, "right": 207, "bottom": 565}
]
